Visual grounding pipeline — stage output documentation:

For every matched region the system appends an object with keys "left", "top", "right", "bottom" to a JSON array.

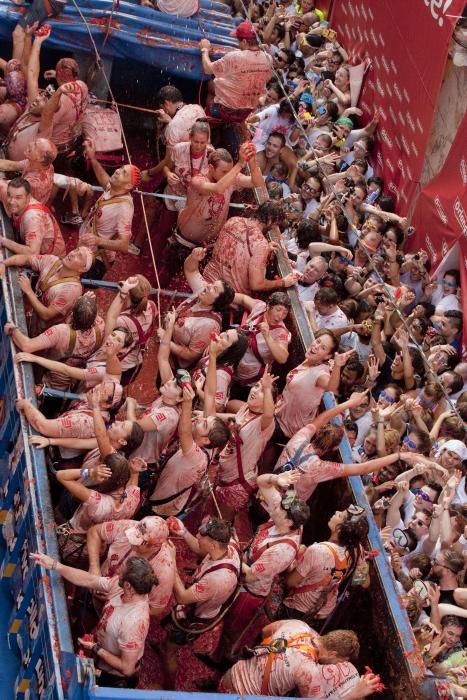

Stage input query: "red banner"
[
  {"left": 410, "top": 111, "right": 467, "bottom": 356},
  {"left": 330, "top": 0, "right": 464, "bottom": 213}
]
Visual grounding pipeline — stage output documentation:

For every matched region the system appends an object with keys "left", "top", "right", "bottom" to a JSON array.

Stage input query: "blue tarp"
[{"left": 0, "top": 0, "right": 238, "bottom": 80}]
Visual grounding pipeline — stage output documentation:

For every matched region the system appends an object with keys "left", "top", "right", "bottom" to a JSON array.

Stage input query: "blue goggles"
[
  {"left": 379, "top": 390, "right": 396, "bottom": 405},
  {"left": 336, "top": 254, "right": 352, "bottom": 265},
  {"left": 411, "top": 488, "right": 433, "bottom": 504},
  {"left": 403, "top": 435, "right": 418, "bottom": 450},
  {"left": 442, "top": 278, "right": 457, "bottom": 288}
]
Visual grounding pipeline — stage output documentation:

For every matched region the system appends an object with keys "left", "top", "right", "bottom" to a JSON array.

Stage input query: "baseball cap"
[
  {"left": 335, "top": 116, "right": 354, "bottom": 129},
  {"left": 436, "top": 439, "right": 467, "bottom": 462},
  {"left": 230, "top": 21, "right": 256, "bottom": 39}
]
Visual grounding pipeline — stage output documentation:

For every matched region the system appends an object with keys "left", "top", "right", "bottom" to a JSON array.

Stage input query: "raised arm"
[
  {"left": 178, "top": 385, "right": 195, "bottom": 455},
  {"left": 235, "top": 151, "right": 266, "bottom": 191},
  {"left": 82, "top": 138, "right": 111, "bottom": 189},
  {"left": 310, "top": 391, "right": 369, "bottom": 433},
  {"left": 204, "top": 341, "right": 218, "bottom": 418},
  {"left": 15, "top": 351, "right": 87, "bottom": 380},
  {"left": 87, "top": 523, "right": 106, "bottom": 576},
  {"left": 190, "top": 142, "right": 254, "bottom": 195},
  {"left": 104, "top": 277, "right": 139, "bottom": 337},
  {"left": 27, "top": 32, "right": 48, "bottom": 103},
  {"left": 183, "top": 247, "right": 206, "bottom": 294},
  {"left": 157, "top": 309, "right": 176, "bottom": 386},
  {"left": 56, "top": 466, "right": 111, "bottom": 503},
  {"left": 87, "top": 388, "right": 114, "bottom": 458},
  {"left": 258, "top": 317, "right": 289, "bottom": 364},
  {"left": 260, "top": 367, "right": 276, "bottom": 430},
  {"left": 199, "top": 39, "right": 215, "bottom": 75},
  {"left": 31, "top": 552, "right": 106, "bottom": 590}
]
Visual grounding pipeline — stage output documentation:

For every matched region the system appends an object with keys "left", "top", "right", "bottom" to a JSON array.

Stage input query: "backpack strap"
[
  {"left": 119, "top": 301, "right": 158, "bottom": 362},
  {"left": 259, "top": 634, "right": 318, "bottom": 695},
  {"left": 16, "top": 203, "right": 60, "bottom": 255},
  {"left": 290, "top": 543, "right": 351, "bottom": 597},
  {"left": 65, "top": 328, "right": 77, "bottom": 358},
  {"left": 249, "top": 534, "right": 299, "bottom": 565}
]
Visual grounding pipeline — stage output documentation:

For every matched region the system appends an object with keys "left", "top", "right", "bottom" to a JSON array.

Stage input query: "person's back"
[
  {"left": 17, "top": 196, "right": 66, "bottom": 257},
  {"left": 204, "top": 216, "right": 270, "bottom": 294},
  {"left": 229, "top": 620, "right": 318, "bottom": 695}
]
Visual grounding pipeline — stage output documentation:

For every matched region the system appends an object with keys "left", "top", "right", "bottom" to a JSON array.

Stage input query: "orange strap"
[{"left": 260, "top": 634, "right": 318, "bottom": 695}]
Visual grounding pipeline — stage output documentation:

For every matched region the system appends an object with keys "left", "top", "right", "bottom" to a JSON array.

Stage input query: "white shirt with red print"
[
  {"left": 246, "top": 521, "right": 301, "bottom": 597},
  {"left": 69, "top": 486, "right": 140, "bottom": 532},
  {"left": 132, "top": 398, "right": 181, "bottom": 463},
  {"left": 217, "top": 404, "right": 274, "bottom": 488},
  {"left": 185, "top": 541, "right": 240, "bottom": 619},
  {"left": 94, "top": 575, "right": 149, "bottom": 676},
  {"left": 235, "top": 300, "right": 291, "bottom": 385},
  {"left": 203, "top": 216, "right": 271, "bottom": 295},
  {"left": 99, "top": 520, "right": 175, "bottom": 615},
  {"left": 230, "top": 619, "right": 360, "bottom": 698},
  {"left": 30, "top": 254, "right": 82, "bottom": 325},
  {"left": 211, "top": 49, "right": 272, "bottom": 111},
  {"left": 150, "top": 442, "right": 208, "bottom": 517},
  {"left": 275, "top": 361, "right": 330, "bottom": 438},
  {"left": 274, "top": 426, "right": 346, "bottom": 502}
]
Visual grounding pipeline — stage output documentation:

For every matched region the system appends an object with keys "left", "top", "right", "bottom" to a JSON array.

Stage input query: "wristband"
[
  {"left": 81, "top": 468, "right": 90, "bottom": 480},
  {"left": 92, "top": 643, "right": 102, "bottom": 657},
  {"left": 119, "top": 290, "right": 129, "bottom": 298},
  {"left": 159, "top": 339, "right": 171, "bottom": 346}
]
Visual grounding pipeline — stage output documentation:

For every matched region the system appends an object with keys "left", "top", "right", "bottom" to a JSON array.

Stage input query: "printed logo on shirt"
[
  {"left": 96, "top": 603, "right": 115, "bottom": 633},
  {"left": 195, "top": 580, "right": 208, "bottom": 594},
  {"left": 155, "top": 413, "right": 167, "bottom": 422},
  {"left": 254, "top": 563, "right": 266, "bottom": 574},
  {"left": 44, "top": 327, "right": 55, "bottom": 337}
]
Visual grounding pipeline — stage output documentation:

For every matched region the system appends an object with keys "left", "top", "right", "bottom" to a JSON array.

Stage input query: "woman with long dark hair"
[{"left": 283, "top": 505, "right": 370, "bottom": 629}]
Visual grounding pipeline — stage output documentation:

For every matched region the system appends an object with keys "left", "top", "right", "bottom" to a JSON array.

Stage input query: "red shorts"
[{"left": 215, "top": 481, "right": 252, "bottom": 510}]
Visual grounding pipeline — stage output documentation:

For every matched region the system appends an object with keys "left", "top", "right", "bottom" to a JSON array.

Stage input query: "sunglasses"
[
  {"left": 285, "top": 202, "right": 302, "bottom": 213},
  {"left": 336, "top": 254, "right": 352, "bottom": 265},
  {"left": 379, "top": 390, "right": 396, "bottom": 405},
  {"left": 412, "top": 488, "right": 433, "bottom": 504},
  {"left": 403, "top": 436, "right": 418, "bottom": 450},
  {"left": 302, "top": 184, "right": 320, "bottom": 193}
]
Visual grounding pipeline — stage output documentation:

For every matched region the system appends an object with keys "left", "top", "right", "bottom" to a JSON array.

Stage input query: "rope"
[
  {"left": 70, "top": 0, "right": 162, "bottom": 322},
  {"left": 232, "top": 1, "right": 462, "bottom": 421}
]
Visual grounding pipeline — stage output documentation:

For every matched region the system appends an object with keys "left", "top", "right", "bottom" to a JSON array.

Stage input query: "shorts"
[
  {"left": 215, "top": 481, "right": 252, "bottom": 510},
  {"left": 166, "top": 623, "right": 196, "bottom": 646},
  {"left": 18, "top": 0, "right": 66, "bottom": 28},
  {"left": 96, "top": 669, "right": 139, "bottom": 689},
  {"left": 206, "top": 102, "right": 251, "bottom": 124}
]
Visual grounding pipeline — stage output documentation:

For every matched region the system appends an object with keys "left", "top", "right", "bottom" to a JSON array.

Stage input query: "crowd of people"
[{"left": 1, "top": 0, "right": 466, "bottom": 697}]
